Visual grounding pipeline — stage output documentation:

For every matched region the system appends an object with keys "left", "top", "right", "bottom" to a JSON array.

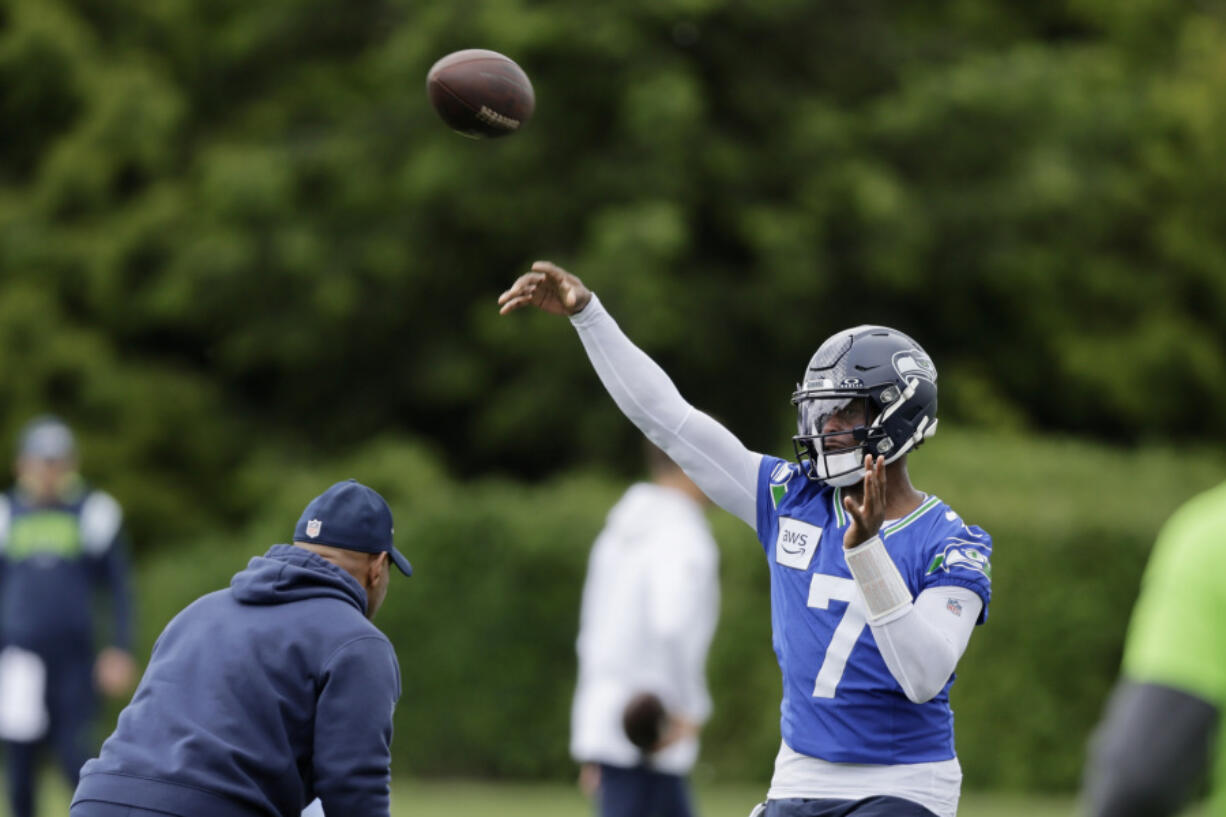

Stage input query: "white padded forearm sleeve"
[
  {"left": 872, "top": 586, "right": 982, "bottom": 703},
  {"left": 570, "top": 295, "right": 761, "bottom": 527},
  {"left": 844, "top": 536, "right": 913, "bottom": 621}
]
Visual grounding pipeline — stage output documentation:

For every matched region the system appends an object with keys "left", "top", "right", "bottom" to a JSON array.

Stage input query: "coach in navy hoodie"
[{"left": 70, "top": 479, "right": 412, "bottom": 817}]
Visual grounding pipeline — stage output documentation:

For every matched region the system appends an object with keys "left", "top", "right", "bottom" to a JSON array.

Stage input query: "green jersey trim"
[
  {"left": 832, "top": 487, "right": 847, "bottom": 528},
  {"left": 883, "top": 495, "right": 941, "bottom": 538}
]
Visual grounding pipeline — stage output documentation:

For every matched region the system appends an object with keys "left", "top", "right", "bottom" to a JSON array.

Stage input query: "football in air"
[{"left": 426, "top": 49, "right": 535, "bottom": 138}]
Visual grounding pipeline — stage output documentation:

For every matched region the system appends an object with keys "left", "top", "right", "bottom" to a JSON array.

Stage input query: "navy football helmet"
[{"left": 791, "top": 325, "right": 938, "bottom": 487}]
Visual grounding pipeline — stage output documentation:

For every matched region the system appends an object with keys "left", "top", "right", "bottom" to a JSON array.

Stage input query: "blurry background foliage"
[{"left": 4, "top": 0, "right": 1226, "bottom": 794}]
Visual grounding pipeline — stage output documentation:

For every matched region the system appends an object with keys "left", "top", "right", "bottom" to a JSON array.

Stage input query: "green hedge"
[{"left": 129, "top": 429, "right": 1225, "bottom": 791}]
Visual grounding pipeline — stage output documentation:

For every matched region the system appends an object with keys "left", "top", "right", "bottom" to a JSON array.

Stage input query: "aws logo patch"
[{"left": 775, "top": 517, "right": 821, "bottom": 571}]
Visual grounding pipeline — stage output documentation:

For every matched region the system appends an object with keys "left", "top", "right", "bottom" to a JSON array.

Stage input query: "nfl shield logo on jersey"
[{"left": 306, "top": 519, "right": 322, "bottom": 538}]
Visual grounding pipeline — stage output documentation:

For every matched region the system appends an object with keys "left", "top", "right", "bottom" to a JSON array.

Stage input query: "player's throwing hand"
[
  {"left": 498, "top": 260, "right": 592, "bottom": 316},
  {"left": 843, "top": 454, "right": 886, "bottom": 549}
]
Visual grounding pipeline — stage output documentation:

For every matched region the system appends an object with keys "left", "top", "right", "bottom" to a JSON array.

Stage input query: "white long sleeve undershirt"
[
  {"left": 873, "top": 586, "right": 982, "bottom": 703},
  {"left": 568, "top": 294, "right": 978, "bottom": 706},
  {"left": 570, "top": 295, "right": 761, "bottom": 526}
]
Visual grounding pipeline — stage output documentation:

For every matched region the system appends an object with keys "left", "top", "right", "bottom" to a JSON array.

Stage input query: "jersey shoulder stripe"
[{"left": 883, "top": 495, "right": 942, "bottom": 537}]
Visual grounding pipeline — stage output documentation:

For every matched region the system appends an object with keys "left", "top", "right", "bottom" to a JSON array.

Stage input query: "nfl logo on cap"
[{"left": 293, "top": 480, "right": 413, "bottom": 576}]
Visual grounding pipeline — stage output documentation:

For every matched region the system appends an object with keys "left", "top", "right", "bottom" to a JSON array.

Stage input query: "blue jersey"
[
  {"left": 0, "top": 485, "right": 133, "bottom": 652},
  {"left": 755, "top": 455, "right": 992, "bottom": 765}
]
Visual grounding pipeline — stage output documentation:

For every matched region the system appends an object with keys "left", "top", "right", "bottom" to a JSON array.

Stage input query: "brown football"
[{"left": 426, "top": 49, "right": 535, "bottom": 139}]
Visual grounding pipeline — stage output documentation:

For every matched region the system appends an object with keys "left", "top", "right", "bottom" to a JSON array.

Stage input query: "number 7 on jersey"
[{"left": 807, "top": 574, "right": 868, "bottom": 698}]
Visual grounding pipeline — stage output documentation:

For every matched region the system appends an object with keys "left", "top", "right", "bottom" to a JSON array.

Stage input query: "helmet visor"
[{"left": 795, "top": 395, "right": 867, "bottom": 440}]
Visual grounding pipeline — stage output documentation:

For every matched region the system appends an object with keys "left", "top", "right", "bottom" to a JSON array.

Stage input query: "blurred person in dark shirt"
[{"left": 0, "top": 415, "right": 136, "bottom": 817}]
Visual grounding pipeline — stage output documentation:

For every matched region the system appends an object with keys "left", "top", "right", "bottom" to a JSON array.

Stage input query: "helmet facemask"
[{"left": 792, "top": 393, "right": 885, "bottom": 488}]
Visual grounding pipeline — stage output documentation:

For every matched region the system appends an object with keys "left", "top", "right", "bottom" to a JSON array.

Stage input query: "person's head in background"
[
  {"left": 291, "top": 479, "right": 413, "bottom": 621},
  {"left": 15, "top": 415, "right": 79, "bottom": 506},
  {"left": 645, "top": 440, "right": 710, "bottom": 507}
]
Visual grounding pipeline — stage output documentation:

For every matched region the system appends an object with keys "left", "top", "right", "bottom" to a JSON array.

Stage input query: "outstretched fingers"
[
  {"left": 842, "top": 455, "right": 887, "bottom": 548},
  {"left": 863, "top": 454, "right": 886, "bottom": 515},
  {"left": 497, "top": 272, "right": 546, "bottom": 314},
  {"left": 531, "top": 259, "right": 567, "bottom": 277},
  {"left": 499, "top": 260, "right": 590, "bottom": 316}
]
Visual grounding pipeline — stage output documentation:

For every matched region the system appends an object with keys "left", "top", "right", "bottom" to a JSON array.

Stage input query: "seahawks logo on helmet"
[
  {"left": 893, "top": 350, "right": 936, "bottom": 383},
  {"left": 926, "top": 538, "right": 991, "bottom": 579}
]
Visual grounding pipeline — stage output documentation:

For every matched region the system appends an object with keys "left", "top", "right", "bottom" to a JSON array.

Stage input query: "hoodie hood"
[{"left": 230, "top": 544, "right": 367, "bottom": 616}]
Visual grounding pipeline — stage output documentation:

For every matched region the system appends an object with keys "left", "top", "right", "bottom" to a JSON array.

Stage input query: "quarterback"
[{"left": 500, "top": 262, "right": 992, "bottom": 817}]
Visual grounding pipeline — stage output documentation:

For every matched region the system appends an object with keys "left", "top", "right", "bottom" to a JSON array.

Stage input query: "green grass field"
[
  {"left": 23, "top": 774, "right": 1096, "bottom": 816},
  {"left": 392, "top": 781, "right": 1085, "bottom": 817}
]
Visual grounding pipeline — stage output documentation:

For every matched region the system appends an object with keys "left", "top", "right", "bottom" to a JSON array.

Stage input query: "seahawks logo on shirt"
[
  {"left": 769, "top": 462, "right": 794, "bottom": 509},
  {"left": 926, "top": 538, "right": 991, "bottom": 579}
]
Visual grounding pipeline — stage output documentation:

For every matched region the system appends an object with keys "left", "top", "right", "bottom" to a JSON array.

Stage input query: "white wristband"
[{"left": 844, "top": 535, "right": 913, "bottom": 622}]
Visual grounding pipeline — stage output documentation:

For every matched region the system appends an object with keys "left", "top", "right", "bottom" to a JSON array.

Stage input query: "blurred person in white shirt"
[{"left": 571, "top": 443, "right": 721, "bottom": 817}]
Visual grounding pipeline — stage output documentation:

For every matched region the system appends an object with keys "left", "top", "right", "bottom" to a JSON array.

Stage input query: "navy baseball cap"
[
  {"left": 293, "top": 480, "right": 412, "bottom": 576},
  {"left": 18, "top": 416, "right": 77, "bottom": 461}
]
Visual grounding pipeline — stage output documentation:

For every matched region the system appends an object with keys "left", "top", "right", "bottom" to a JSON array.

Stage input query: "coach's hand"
[
  {"left": 657, "top": 714, "right": 700, "bottom": 751},
  {"left": 498, "top": 260, "right": 592, "bottom": 316},
  {"left": 578, "top": 763, "right": 600, "bottom": 798},
  {"left": 843, "top": 454, "right": 886, "bottom": 549},
  {"left": 95, "top": 646, "right": 138, "bottom": 698}
]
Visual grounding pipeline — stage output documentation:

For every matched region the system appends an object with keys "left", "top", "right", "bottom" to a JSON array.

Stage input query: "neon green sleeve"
[{"left": 1122, "top": 484, "right": 1226, "bottom": 707}]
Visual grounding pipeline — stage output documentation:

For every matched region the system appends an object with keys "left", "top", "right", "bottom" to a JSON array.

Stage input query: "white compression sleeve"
[
  {"left": 570, "top": 295, "right": 762, "bottom": 527},
  {"left": 871, "top": 586, "right": 982, "bottom": 704}
]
